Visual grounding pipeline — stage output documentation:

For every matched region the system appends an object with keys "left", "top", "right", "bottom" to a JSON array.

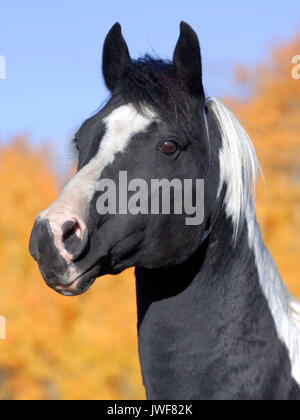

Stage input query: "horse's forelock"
[{"left": 115, "top": 55, "right": 196, "bottom": 127}]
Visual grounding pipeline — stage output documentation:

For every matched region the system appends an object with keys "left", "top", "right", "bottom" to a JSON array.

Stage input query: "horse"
[{"left": 29, "top": 22, "right": 300, "bottom": 400}]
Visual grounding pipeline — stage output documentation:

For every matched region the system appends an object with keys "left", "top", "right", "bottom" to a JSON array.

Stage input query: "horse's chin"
[
  {"left": 51, "top": 268, "right": 98, "bottom": 297},
  {"left": 46, "top": 257, "right": 131, "bottom": 297},
  {"left": 54, "top": 277, "right": 96, "bottom": 296}
]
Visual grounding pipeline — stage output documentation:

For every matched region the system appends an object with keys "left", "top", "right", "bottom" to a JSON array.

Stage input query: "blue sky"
[{"left": 0, "top": 0, "right": 300, "bottom": 171}]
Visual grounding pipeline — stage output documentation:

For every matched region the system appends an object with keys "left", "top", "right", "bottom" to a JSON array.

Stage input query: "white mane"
[
  {"left": 206, "top": 97, "right": 300, "bottom": 385},
  {"left": 206, "top": 97, "right": 259, "bottom": 241}
]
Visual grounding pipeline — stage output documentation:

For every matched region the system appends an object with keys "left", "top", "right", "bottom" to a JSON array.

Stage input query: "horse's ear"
[
  {"left": 173, "top": 22, "right": 204, "bottom": 98},
  {"left": 102, "top": 23, "right": 131, "bottom": 92}
]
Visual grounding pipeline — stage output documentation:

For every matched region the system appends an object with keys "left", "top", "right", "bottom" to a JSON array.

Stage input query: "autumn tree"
[
  {"left": 227, "top": 35, "right": 300, "bottom": 298},
  {"left": 0, "top": 138, "right": 144, "bottom": 399}
]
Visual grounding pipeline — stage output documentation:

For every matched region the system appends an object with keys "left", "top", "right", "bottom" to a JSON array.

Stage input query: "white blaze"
[{"left": 38, "top": 104, "right": 155, "bottom": 267}]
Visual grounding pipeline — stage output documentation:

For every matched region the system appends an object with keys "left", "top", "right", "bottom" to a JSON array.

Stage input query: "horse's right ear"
[
  {"left": 102, "top": 23, "right": 131, "bottom": 92},
  {"left": 173, "top": 22, "right": 204, "bottom": 98}
]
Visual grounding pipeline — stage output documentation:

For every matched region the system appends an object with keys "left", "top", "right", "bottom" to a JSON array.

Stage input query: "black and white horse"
[{"left": 29, "top": 22, "right": 300, "bottom": 400}]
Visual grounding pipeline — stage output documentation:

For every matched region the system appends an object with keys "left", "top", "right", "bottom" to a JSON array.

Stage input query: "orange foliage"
[
  {"left": 0, "top": 34, "right": 299, "bottom": 400},
  {"left": 0, "top": 138, "right": 144, "bottom": 400},
  {"left": 227, "top": 34, "right": 300, "bottom": 299}
]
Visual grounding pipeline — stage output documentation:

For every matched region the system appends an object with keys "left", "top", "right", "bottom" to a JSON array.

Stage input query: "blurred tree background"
[
  {"left": 0, "top": 35, "right": 299, "bottom": 400},
  {"left": 227, "top": 34, "right": 300, "bottom": 298}
]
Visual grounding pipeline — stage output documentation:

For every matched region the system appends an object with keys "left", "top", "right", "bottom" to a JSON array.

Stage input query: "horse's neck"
[{"left": 135, "top": 209, "right": 300, "bottom": 399}]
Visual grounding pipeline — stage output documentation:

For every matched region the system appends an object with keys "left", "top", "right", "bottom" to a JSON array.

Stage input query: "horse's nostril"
[
  {"left": 62, "top": 220, "right": 79, "bottom": 242},
  {"left": 61, "top": 219, "right": 88, "bottom": 261}
]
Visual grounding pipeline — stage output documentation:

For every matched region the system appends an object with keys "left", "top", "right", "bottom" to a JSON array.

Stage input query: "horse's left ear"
[
  {"left": 173, "top": 22, "right": 204, "bottom": 98},
  {"left": 102, "top": 23, "right": 131, "bottom": 92}
]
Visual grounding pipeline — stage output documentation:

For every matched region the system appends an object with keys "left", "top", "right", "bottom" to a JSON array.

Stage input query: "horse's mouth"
[{"left": 53, "top": 269, "right": 97, "bottom": 297}]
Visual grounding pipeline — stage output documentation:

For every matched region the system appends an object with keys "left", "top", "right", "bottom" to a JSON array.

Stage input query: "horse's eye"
[{"left": 159, "top": 140, "right": 178, "bottom": 155}]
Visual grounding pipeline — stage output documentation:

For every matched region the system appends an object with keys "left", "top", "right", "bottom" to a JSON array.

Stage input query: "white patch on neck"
[
  {"left": 207, "top": 97, "right": 300, "bottom": 385},
  {"left": 247, "top": 207, "right": 300, "bottom": 385}
]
